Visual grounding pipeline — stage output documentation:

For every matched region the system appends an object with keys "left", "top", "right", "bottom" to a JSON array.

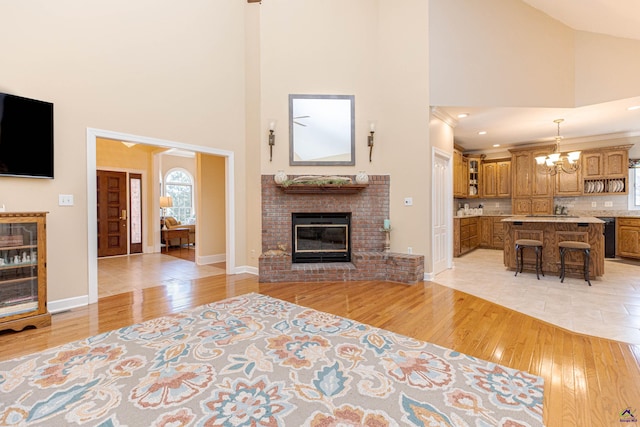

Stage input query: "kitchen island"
[{"left": 502, "top": 216, "right": 605, "bottom": 279}]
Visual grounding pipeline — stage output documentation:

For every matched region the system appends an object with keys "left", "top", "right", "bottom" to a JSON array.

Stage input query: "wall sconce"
[
  {"left": 268, "top": 120, "right": 276, "bottom": 162},
  {"left": 368, "top": 121, "right": 376, "bottom": 162}
]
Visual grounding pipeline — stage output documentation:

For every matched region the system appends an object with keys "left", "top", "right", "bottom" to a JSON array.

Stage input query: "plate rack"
[{"left": 583, "top": 178, "right": 626, "bottom": 194}]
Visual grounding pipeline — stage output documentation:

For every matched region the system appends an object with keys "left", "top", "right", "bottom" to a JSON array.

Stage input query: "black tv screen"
[{"left": 0, "top": 93, "right": 54, "bottom": 178}]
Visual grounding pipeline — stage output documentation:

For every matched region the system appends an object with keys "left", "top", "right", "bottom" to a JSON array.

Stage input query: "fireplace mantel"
[{"left": 277, "top": 183, "right": 368, "bottom": 194}]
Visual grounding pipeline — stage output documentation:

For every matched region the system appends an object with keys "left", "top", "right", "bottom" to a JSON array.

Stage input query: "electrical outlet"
[
  {"left": 591, "top": 202, "right": 597, "bottom": 207},
  {"left": 407, "top": 247, "right": 413, "bottom": 254},
  {"left": 404, "top": 197, "right": 413, "bottom": 206},
  {"left": 604, "top": 201, "right": 613, "bottom": 207}
]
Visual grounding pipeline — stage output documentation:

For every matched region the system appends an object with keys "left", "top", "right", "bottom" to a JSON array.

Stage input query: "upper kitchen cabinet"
[
  {"left": 467, "top": 154, "right": 483, "bottom": 198},
  {"left": 481, "top": 158, "right": 511, "bottom": 198},
  {"left": 581, "top": 145, "right": 631, "bottom": 195},
  {"left": 555, "top": 159, "right": 583, "bottom": 196},
  {"left": 453, "top": 146, "right": 468, "bottom": 198},
  {"left": 510, "top": 145, "right": 555, "bottom": 215},
  {"left": 582, "top": 146, "right": 630, "bottom": 179},
  {"left": 582, "top": 152, "right": 604, "bottom": 178}
]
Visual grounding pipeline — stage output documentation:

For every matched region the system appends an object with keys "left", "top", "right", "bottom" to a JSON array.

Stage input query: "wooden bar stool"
[
  {"left": 559, "top": 241, "right": 592, "bottom": 286},
  {"left": 514, "top": 239, "right": 544, "bottom": 280}
]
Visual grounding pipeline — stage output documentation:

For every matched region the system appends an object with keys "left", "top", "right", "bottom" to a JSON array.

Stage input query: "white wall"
[
  {"left": 429, "top": 0, "right": 575, "bottom": 107},
  {"left": 258, "top": 0, "right": 431, "bottom": 258},
  {"left": 0, "top": 1, "right": 248, "bottom": 303},
  {"left": 574, "top": 31, "right": 640, "bottom": 106}
]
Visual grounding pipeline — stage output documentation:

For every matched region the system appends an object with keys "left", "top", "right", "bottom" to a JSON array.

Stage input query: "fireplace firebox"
[{"left": 292, "top": 213, "right": 351, "bottom": 263}]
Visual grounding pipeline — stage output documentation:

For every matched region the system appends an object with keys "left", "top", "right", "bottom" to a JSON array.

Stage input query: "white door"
[{"left": 432, "top": 149, "right": 452, "bottom": 274}]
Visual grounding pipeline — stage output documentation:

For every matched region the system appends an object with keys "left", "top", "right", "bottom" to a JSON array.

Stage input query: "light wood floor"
[{"left": 1, "top": 268, "right": 639, "bottom": 426}]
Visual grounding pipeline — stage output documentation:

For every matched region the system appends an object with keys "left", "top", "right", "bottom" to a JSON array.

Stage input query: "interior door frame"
[{"left": 86, "top": 128, "right": 236, "bottom": 304}]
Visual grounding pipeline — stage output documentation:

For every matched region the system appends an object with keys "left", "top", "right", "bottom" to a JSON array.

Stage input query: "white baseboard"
[
  {"left": 234, "top": 265, "right": 259, "bottom": 275},
  {"left": 197, "top": 253, "right": 225, "bottom": 265},
  {"left": 423, "top": 272, "right": 435, "bottom": 281},
  {"left": 48, "top": 295, "right": 89, "bottom": 314}
]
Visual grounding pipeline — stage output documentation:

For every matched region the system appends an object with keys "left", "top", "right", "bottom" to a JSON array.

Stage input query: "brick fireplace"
[{"left": 259, "top": 174, "right": 424, "bottom": 283}]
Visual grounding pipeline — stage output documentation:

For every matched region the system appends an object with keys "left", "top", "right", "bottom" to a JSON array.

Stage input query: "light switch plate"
[
  {"left": 59, "top": 194, "right": 74, "bottom": 206},
  {"left": 404, "top": 197, "right": 413, "bottom": 206},
  {"left": 604, "top": 201, "right": 613, "bottom": 207}
]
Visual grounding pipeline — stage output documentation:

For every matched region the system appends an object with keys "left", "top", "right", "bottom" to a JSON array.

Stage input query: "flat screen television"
[{"left": 0, "top": 93, "right": 54, "bottom": 179}]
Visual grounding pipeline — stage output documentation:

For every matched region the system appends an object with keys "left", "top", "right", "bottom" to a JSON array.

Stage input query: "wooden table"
[
  {"left": 502, "top": 216, "right": 604, "bottom": 278},
  {"left": 162, "top": 227, "right": 190, "bottom": 253}
]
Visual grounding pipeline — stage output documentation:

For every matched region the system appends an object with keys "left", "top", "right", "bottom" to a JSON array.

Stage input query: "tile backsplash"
[
  {"left": 454, "top": 198, "right": 512, "bottom": 215},
  {"left": 455, "top": 194, "right": 640, "bottom": 216}
]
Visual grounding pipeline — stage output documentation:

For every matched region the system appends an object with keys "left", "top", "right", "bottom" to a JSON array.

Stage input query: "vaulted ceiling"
[{"left": 438, "top": 1, "right": 640, "bottom": 152}]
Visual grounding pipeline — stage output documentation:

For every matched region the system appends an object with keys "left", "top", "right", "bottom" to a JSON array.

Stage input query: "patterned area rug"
[{"left": 0, "top": 293, "right": 544, "bottom": 426}]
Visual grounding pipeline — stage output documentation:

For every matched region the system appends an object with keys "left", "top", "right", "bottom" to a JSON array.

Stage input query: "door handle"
[{"left": 120, "top": 210, "right": 127, "bottom": 220}]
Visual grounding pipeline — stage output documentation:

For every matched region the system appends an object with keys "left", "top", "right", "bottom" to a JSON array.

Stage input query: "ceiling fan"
[{"left": 293, "top": 115, "right": 310, "bottom": 127}]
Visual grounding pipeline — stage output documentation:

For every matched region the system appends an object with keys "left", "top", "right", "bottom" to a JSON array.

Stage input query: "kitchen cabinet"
[
  {"left": 467, "top": 155, "right": 482, "bottom": 198},
  {"left": 617, "top": 217, "right": 640, "bottom": 259},
  {"left": 510, "top": 145, "right": 555, "bottom": 215},
  {"left": 582, "top": 148, "right": 628, "bottom": 179},
  {"left": 555, "top": 160, "right": 583, "bottom": 196},
  {"left": 581, "top": 145, "right": 631, "bottom": 195},
  {"left": 0, "top": 212, "right": 50, "bottom": 332},
  {"left": 479, "top": 217, "right": 492, "bottom": 247},
  {"left": 481, "top": 159, "right": 511, "bottom": 198},
  {"left": 454, "top": 216, "right": 479, "bottom": 257},
  {"left": 478, "top": 216, "right": 506, "bottom": 249},
  {"left": 453, "top": 148, "right": 468, "bottom": 198},
  {"left": 582, "top": 152, "right": 604, "bottom": 178}
]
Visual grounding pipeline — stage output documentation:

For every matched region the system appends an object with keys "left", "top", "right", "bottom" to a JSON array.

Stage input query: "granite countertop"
[
  {"left": 453, "top": 213, "right": 512, "bottom": 219},
  {"left": 501, "top": 215, "right": 604, "bottom": 223},
  {"left": 454, "top": 211, "right": 640, "bottom": 219}
]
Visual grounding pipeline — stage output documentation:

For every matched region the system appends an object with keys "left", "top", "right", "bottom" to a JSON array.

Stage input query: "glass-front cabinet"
[{"left": 0, "top": 212, "right": 50, "bottom": 331}]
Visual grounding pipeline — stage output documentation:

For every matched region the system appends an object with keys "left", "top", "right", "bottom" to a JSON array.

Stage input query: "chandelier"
[{"left": 534, "top": 119, "right": 581, "bottom": 175}]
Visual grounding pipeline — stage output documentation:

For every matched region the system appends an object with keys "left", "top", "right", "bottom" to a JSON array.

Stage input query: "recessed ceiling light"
[
  {"left": 493, "top": 144, "right": 500, "bottom": 147},
  {"left": 457, "top": 113, "right": 469, "bottom": 119},
  {"left": 628, "top": 105, "right": 640, "bottom": 111},
  {"left": 478, "top": 131, "right": 487, "bottom": 135}
]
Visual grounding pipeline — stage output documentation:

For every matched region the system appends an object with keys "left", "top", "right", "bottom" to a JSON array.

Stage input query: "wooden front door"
[{"left": 97, "top": 170, "right": 128, "bottom": 257}]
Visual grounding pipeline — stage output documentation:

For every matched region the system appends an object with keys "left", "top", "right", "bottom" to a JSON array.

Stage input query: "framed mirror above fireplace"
[{"left": 289, "top": 94, "right": 355, "bottom": 166}]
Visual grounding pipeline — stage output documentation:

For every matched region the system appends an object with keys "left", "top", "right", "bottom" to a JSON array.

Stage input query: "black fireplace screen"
[{"left": 292, "top": 213, "right": 351, "bottom": 263}]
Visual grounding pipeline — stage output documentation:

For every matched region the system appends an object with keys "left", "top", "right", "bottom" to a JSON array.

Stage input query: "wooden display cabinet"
[
  {"left": 0, "top": 212, "right": 50, "bottom": 332},
  {"left": 467, "top": 155, "right": 482, "bottom": 198}
]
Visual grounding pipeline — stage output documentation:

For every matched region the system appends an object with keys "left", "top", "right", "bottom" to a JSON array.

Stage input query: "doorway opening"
[{"left": 87, "top": 128, "right": 236, "bottom": 304}]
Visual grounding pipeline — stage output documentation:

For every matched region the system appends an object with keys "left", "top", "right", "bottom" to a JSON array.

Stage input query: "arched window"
[{"left": 164, "top": 168, "right": 194, "bottom": 223}]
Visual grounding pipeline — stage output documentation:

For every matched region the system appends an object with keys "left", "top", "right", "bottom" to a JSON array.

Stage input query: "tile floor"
[{"left": 434, "top": 248, "right": 640, "bottom": 344}]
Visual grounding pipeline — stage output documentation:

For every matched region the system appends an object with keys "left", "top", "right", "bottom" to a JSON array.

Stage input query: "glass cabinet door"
[{"left": 0, "top": 221, "right": 39, "bottom": 318}]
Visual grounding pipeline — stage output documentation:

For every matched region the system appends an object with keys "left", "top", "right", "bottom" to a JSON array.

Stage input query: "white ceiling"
[{"left": 437, "top": 1, "right": 640, "bottom": 153}]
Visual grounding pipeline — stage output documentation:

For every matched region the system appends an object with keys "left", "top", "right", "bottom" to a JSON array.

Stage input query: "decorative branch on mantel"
[
  {"left": 276, "top": 184, "right": 368, "bottom": 194},
  {"left": 279, "top": 175, "right": 353, "bottom": 187}
]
